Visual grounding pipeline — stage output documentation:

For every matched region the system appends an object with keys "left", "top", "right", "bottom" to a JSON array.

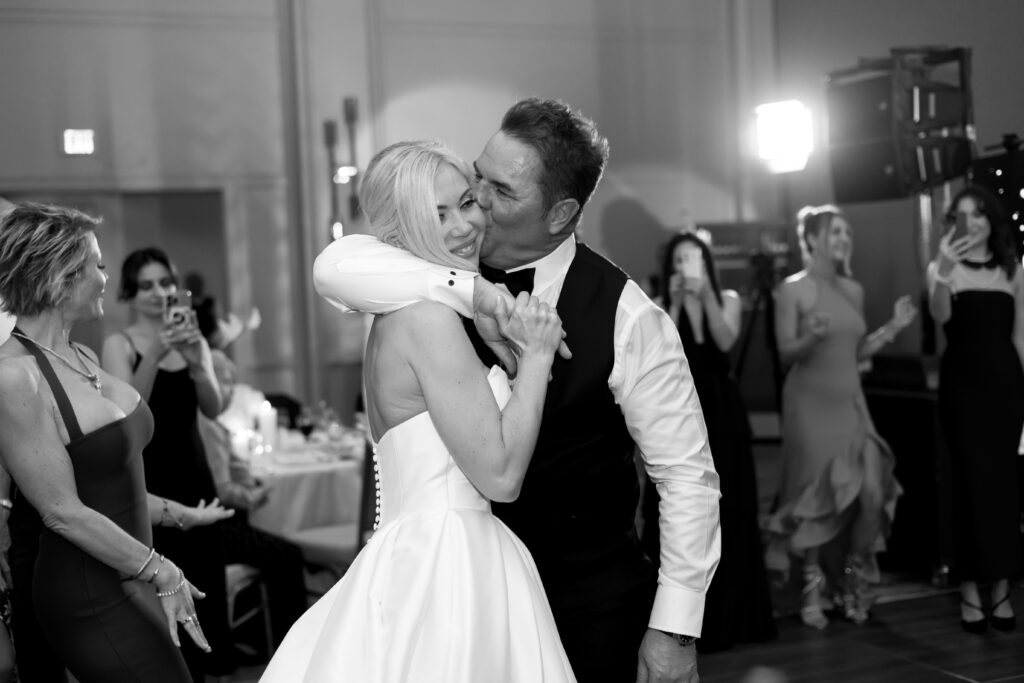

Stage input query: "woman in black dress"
[
  {"left": 642, "top": 231, "right": 777, "bottom": 652},
  {"left": 0, "top": 203, "right": 207, "bottom": 682},
  {"left": 928, "top": 185, "right": 1024, "bottom": 633},
  {"left": 102, "top": 248, "right": 233, "bottom": 678}
]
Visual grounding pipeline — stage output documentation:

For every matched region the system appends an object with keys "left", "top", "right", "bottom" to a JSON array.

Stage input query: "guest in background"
[
  {"left": 0, "top": 203, "right": 205, "bottom": 681},
  {"left": 194, "top": 302, "right": 308, "bottom": 648},
  {"left": 641, "top": 231, "right": 776, "bottom": 653},
  {"left": 768, "top": 205, "right": 914, "bottom": 628},
  {"left": 927, "top": 185, "right": 1024, "bottom": 633},
  {"left": 102, "top": 247, "right": 235, "bottom": 679}
]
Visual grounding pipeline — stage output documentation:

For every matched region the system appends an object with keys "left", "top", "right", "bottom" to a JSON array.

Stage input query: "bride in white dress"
[{"left": 261, "top": 141, "right": 576, "bottom": 683}]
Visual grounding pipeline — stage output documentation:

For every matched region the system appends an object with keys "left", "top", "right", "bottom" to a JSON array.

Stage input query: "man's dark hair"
[{"left": 500, "top": 97, "right": 609, "bottom": 230}]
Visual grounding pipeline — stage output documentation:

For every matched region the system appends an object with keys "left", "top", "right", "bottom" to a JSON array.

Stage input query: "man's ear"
[{"left": 546, "top": 198, "right": 580, "bottom": 235}]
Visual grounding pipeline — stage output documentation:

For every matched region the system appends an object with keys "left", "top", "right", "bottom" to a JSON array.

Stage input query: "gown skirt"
[{"left": 261, "top": 367, "right": 575, "bottom": 683}]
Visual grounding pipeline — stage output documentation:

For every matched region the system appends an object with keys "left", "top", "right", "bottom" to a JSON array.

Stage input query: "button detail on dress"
[{"left": 372, "top": 446, "right": 382, "bottom": 530}]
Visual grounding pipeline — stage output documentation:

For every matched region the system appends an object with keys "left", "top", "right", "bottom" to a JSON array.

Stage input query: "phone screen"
[
  {"left": 952, "top": 211, "right": 969, "bottom": 242},
  {"left": 680, "top": 250, "right": 703, "bottom": 281},
  {"left": 163, "top": 291, "right": 193, "bottom": 329}
]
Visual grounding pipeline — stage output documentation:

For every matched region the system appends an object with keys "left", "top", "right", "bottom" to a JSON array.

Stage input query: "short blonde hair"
[
  {"left": 359, "top": 141, "right": 477, "bottom": 272},
  {"left": 0, "top": 202, "right": 101, "bottom": 317}
]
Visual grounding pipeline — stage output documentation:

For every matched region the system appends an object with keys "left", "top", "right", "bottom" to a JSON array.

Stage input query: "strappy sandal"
[
  {"left": 961, "top": 598, "right": 987, "bottom": 634},
  {"left": 800, "top": 563, "right": 829, "bottom": 630},
  {"left": 991, "top": 593, "right": 1016, "bottom": 632},
  {"left": 840, "top": 555, "right": 873, "bottom": 625}
]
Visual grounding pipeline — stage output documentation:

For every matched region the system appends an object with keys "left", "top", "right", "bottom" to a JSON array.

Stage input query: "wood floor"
[
  {"left": 700, "top": 590, "right": 1024, "bottom": 683},
  {"left": 224, "top": 590, "right": 1024, "bottom": 683}
]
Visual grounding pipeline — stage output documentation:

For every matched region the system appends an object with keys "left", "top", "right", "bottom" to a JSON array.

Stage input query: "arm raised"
[{"left": 403, "top": 296, "right": 561, "bottom": 502}]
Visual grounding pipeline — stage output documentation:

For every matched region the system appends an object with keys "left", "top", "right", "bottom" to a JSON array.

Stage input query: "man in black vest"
[{"left": 314, "top": 97, "right": 721, "bottom": 683}]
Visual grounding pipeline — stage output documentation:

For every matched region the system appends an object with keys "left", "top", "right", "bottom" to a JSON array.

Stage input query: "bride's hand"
[{"left": 497, "top": 293, "right": 564, "bottom": 360}]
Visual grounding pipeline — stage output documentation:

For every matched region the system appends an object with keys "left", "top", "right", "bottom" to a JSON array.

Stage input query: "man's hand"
[
  {"left": 636, "top": 629, "right": 699, "bottom": 683},
  {"left": 472, "top": 278, "right": 571, "bottom": 377},
  {"left": 473, "top": 280, "right": 519, "bottom": 375}
]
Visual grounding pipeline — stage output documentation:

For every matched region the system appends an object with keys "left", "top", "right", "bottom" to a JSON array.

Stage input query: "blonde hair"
[
  {"left": 0, "top": 202, "right": 101, "bottom": 317},
  {"left": 359, "top": 141, "right": 477, "bottom": 272}
]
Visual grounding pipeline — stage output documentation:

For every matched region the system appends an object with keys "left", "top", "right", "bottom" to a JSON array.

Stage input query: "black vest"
[{"left": 472, "top": 243, "right": 653, "bottom": 611}]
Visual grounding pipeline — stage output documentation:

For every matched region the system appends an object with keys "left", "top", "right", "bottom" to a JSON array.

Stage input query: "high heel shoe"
[
  {"left": 800, "top": 563, "right": 829, "bottom": 630},
  {"left": 991, "top": 594, "right": 1016, "bottom": 632},
  {"left": 961, "top": 599, "right": 987, "bottom": 634},
  {"left": 840, "top": 555, "right": 873, "bottom": 625}
]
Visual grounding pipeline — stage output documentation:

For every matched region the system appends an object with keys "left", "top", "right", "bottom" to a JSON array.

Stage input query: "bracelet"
[
  {"left": 156, "top": 569, "right": 187, "bottom": 598},
  {"left": 933, "top": 271, "right": 953, "bottom": 287},
  {"left": 132, "top": 548, "right": 156, "bottom": 580},
  {"left": 145, "top": 553, "right": 166, "bottom": 584},
  {"left": 161, "top": 498, "right": 185, "bottom": 530},
  {"left": 0, "top": 498, "right": 12, "bottom": 510}
]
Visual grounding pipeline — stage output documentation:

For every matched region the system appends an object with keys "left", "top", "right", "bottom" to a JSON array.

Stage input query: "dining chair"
[{"left": 224, "top": 563, "right": 274, "bottom": 661}]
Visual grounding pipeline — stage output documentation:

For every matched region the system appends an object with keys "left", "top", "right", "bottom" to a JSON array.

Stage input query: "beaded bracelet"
[
  {"left": 156, "top": 569, "right": 187, "bottom": 598},
  {"left": 132, "top": 548, "right": 156, "bottom": 580}
]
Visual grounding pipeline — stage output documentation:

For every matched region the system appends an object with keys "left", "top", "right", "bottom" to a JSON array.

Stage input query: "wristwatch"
[{"left": 658, "top": 630, "right": 697, "bottom": 647}]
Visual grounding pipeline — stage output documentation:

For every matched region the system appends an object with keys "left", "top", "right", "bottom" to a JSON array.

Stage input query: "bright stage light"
[{"left": 755, "top": 100, "right": 813, "bottom": 174}]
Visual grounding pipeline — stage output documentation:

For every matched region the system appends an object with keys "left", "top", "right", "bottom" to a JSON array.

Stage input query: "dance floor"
[
  {"left": 225, "top": 414, "right": 1024, "bottom": 682},
  {"left": 700, "top": 589, "right": 1024, "bottom": 683},
  {"left": 226, "top": 590, "right": 1024, "bottom": 682}
]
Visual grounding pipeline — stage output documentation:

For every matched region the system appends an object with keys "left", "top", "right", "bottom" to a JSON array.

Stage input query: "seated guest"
[{"left": 195, "top": 304, "right": 307, "bottom": 648}]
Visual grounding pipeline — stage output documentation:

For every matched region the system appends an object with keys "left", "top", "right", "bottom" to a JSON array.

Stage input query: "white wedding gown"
[{"left": 260, "top": 367, "right": 576, "bottom": 682}]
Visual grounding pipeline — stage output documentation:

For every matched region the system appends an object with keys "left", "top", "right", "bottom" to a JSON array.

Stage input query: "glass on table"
[{"left": 297, "top": 406, "right": 316, "bottom": 439}]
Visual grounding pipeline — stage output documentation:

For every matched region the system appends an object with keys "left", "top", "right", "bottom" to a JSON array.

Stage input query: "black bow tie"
[{"left": 479, "top": 263, "right": 536, "bottom": 297}]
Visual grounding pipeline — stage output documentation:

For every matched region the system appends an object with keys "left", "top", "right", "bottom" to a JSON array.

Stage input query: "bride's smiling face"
[{"left": 435, "top": 163, "right": 485, "bottom": 267}]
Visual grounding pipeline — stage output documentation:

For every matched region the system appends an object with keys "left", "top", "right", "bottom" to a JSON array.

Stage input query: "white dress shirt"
[{"left": 314, "top": 234, "right": 721, "bottom": 637}]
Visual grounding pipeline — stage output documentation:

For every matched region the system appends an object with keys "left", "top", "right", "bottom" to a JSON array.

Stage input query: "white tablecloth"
[{"left": 248, "top": 450, "right": 363, "bottom": 538}]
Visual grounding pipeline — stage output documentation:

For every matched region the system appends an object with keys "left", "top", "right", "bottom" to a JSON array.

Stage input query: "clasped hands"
[{"left": 472, "top": 279, "right": 571, "bottom": 377}]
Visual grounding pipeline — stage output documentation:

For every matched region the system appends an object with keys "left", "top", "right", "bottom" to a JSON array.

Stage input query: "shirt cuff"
[
  {"left": 648, "top": 583, "right": 706, "bottom": 637},
  {"left": 426, "top": 269, "right": 476, "bottom": 318}
]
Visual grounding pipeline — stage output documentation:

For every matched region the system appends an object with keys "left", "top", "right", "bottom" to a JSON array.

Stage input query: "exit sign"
[{"left": 63, "top": 129, "right": 95, "bottom": 155}]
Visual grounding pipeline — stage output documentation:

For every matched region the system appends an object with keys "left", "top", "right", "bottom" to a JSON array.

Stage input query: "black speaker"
[
  {"left": 829, "top": 138, "right": 904, "bottom": 203},
  {"left": 826, "top": 47, "right": 973, "bottom": 204},
  {"left": 830, "top": 135, "right": 972, "bottom": 204}
]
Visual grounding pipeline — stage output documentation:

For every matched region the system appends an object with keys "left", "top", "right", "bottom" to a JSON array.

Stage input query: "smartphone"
[
  {"left": 680, "top": 249, "right": 703, "bottom": 281},
  {"left": 162, "top": 291, "right": 193, "bottom": 330},
  {"left": 951, "top": 210, "right": 969, "bottom": 242}
]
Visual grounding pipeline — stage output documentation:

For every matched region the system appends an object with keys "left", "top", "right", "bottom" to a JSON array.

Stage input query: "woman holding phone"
[
  {"left": 102, "top": 248, "right": 235, "bottom": 678},
  {"left": 641, "top": 231, "right": 777, "bottom": 652},
  {"left": 927, "top": 185, "right": 1024, "bottom": 633}
]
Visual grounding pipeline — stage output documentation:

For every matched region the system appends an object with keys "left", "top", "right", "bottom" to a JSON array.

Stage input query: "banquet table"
[{"left": 248, "top": 443, "right": 364, "bottom": 538}]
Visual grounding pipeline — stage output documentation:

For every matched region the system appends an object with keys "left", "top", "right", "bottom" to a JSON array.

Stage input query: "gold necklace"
[{"left": 12, "top": 332, "right": 102, "bottom": 391}]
